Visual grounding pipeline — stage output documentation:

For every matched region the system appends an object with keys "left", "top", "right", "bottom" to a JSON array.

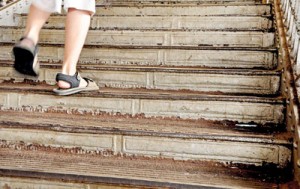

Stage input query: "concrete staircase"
[{"left": 0, "top": 0, "right": 295, "bottom": 188}]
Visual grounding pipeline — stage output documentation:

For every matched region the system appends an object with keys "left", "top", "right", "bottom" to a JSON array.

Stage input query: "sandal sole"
[
  {"left": 13, "top": 46, "right": 39, "bottom": 76},
  {"left": 53, "top": 85, "right": 99, "bottom": 96}
]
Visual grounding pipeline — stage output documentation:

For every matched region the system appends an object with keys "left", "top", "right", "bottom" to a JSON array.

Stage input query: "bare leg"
[
  {"left": 57, "top": 8, "right": 92, "bottom": 89},
  {"left": 23, "top": 4, "right": 51, "bottom": 45},
  {"left": 13, "top": 4, "right": 51, "bottom": 76}
]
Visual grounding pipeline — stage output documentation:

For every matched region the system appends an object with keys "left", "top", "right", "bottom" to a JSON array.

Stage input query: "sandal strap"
[{"left": 56, "top": 72, "right": 81, "bottom": 88}]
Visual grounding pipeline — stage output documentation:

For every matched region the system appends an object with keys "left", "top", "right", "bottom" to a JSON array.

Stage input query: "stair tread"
[
  {"left": 96, "top": 0, "right": 262, "bottom": 6},
  {"left": 16, "top": 14, "right": 272, "bottom": 31},
  {"left": 0, "top": 60, "right": 281, "bottom": 74},
  {"left": 0, "top": 82, "right": 285, "bottom": 124},
  {"left": 1, "top": 27, "right": 275, "bottom": 48},
  {"left": 2, "top": 26, "right": 275, "bottom": 32},
  {"left": 94, "top": 4, "right": 271, "bottom": 17},
  {"left": 95, "top": 3, "right": 270, "bottom": 7},
  {"left": 0, "top": 42, "right": 278, "bottom": 69},
  {"left": 0, "top": 41, "right": 277, "bottom": 51},
  {"left": 0, "top": 110, "right": 291, "bottom": 144},
  {"left": 0, "top": 82, "right": 284, "bottom": 102},
  {"left": 0, "top": 147, "right": 285, "bottom": 188}
]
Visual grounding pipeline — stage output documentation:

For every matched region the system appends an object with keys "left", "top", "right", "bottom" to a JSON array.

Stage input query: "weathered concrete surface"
[
  {"left": 15, "top": 14, "right": 272, "bottom": 30},
  {"left": 96, "top": 0, "right": 261, "bottom": 5},
  {"left": 0, "top": 128, "right": 290, "bottom": 166},
  {"left": 0, "top": 83, "right": 285, "bottom": 124},
  {"left": 0, "top": 111, "right": 292, "bottom": 167},
  {"left": 0, "top": 65, "right": 281, "bottom": 95},
  {"left": 0, "top": 44, "right": 277, "bottom": 69},
  {"left": 0, "top": 0, "right": 294, "bottom": 187},
  {"left": 0, "top": 27, "right": 275, "bottom": 48},
  {"left": 0, "top": 148, "right": 287, "bottom": 188},
  {"left": 95, "top": 5, "right": 271, "bottom": 16}
]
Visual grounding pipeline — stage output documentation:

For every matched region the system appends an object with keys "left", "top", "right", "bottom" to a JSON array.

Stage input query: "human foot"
[
  {"left": 13, "top": 37, "right": 39, "bottom": 76},
  {"left": 53, "top": 72, "right": 99, "bottom": 96}
]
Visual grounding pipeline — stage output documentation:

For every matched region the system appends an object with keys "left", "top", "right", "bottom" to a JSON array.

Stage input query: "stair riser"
[
  {"left": 0, "top": 67, "right": 281, "bottom": 95},
  {"left": 95, "top": 6, "right": 271, "bottom": 16},
  {"left": 1, "top": 28, "right": 275, "bottom": 48},
  {"left": 16, "top": 15, "right": 273, "bottom": 30},
  {"left": 0, "top": 128, "right": 291, "bottom": 167},
  {"left": 0, "top": 92, "right": 284, "bottom": 124},
  {"left": 0, "top": 45, "right": 277, "bottom": 69}
]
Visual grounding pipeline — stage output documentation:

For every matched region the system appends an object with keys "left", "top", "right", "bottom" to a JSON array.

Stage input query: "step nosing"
[
  {"left": 0, "top": 86, "right": 284, "bottom": 103},
  {"left": 40, "top": 28, "right": 274, "bottom": 33},
  {"left": 1, "top": 26, "right": 275, "bottom": 32},
  {"left": 0, "top": 42, "right": 278, "bottom": 51},
  {"left": 0, "top": 61, "right": 281, "bottom": 74},
  {"left": 95, "top": 4, "right": 271, "bottom": 7},
  {"left": 0, "top": 121, "right": 290, "bottom": 145}
]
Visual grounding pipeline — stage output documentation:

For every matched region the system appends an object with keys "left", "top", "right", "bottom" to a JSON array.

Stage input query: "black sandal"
[
  {"left": 13, "top": 37, "right": 39, "bottom": 76},
  {"left": 53, "top": 72, "right": 99, "bottom": 96}
]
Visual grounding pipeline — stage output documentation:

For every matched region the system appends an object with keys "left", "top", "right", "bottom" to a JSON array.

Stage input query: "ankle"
[{"left": 62, "top": 67, "right": 77, "bottom": 76}]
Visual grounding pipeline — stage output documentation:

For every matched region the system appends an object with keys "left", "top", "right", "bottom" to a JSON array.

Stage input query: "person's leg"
[
  {"left": 56, "top": 0, "right": 96, "bottom": 89},
  {"left": 20, "top": 4, "right": 51, "bottom": 46},
  {"left": 13, "top": 0, "right": 61, "bottom": 76},
  {"left": 20, "top": 0, "right": 62, "bottom": 46},
  {"left": 57, "top": 8, "right": 92, "bottom": 89}
]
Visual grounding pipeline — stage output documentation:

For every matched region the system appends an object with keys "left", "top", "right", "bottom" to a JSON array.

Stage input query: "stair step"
[
  {"left": 0, "top": 62, "right": 281, "bottom": 95},
  {"left": 96, "top": 0, "right": 262, "bottom": 5},
  {"left": 0, "top": 83, "right": 284, "bottom": 124},
  {"left": 0, "top": 110, "right": 292, "bottom": 167},
  {"left": 0, "top": 43, "right": 277, "bottom": 69},
  {"left": 1, "top": 27, "right": 275, "bottom": 48},
  {"left": 94, "top": 4, "right": 271, "bottom": 16},
  {"left": 16, "top": 14, "right": 273, "bottom": 31},
  {"left": 0, "top": 147, "right": 289, "bottom": 189}
]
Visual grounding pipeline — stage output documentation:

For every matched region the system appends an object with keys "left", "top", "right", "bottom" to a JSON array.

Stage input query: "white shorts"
[{"left": 32, "top": 0, "right": 96, "bottom": 15}]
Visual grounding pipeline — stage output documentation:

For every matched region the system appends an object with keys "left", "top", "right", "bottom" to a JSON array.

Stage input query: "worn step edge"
[
  {"left": 0, "top": 60, "right": 282, "bottom": 74},
  {"left": 96, "top": 0, "right": 262, "bottom": 6},
  {"left": 0, "top": 63, "right": 281, "bottom": 95},
  {"left": 0, "top": 110, "right": 291, "bottom": 144},
  {"left": 94, "top": 5, "right": 272, "bottom": 16},
  {"left": 0, "top": 111, "right": 291, "bottom": 167},
  {"left": 0, "top": 27, "right": 275, "bottom": 48},
  {"left": 0, "top": 43, "right": 278, "bottom": 68},
  {"left": 0, "top": 82, "right": 284, "bottom": 102},
  {"left": 0, "top": 83, "right": 285, "bottom": 124},
  {"left": 0, "top": 129, "right": 291, "bottom": 167},
  {"left": 0, "top": 44, "right": 278, "bottom": 69},
  {"left": 0, "top": 148, "right": 283, "bottom": 189},
  {"left": 15, "top": 14, "right": 273, "bottom": 31}
]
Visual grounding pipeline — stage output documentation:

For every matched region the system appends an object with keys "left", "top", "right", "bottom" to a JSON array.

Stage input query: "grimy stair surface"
[
  {"left": 0, "top": 0, "right": 293, "bottom": 187},
  {"left": 96, "top": 0, "right": 262, "bottom": 5},
  {"left": 0, "top": 43, "right": 278, "bottom": 69},
  {"left": 0, "top": 148, "right": 288, "bottom": 189},
  {"left": 95, "top": 4, "right": 272, "bottom": 16},
  {"left": 0, "top": 82, "right": 285, "bottom": 124},
  {"left": 0, "top": 60, "right": 281, "bottom": 95},
  {"left": 1, "top": 27, "right": 275, "bottom": 48},
  {"left": 15, "top": 14, "right": 273, "bottom": 30},
  {"left": 0, "top": 110, "right": 292, "bottom": 167}
]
